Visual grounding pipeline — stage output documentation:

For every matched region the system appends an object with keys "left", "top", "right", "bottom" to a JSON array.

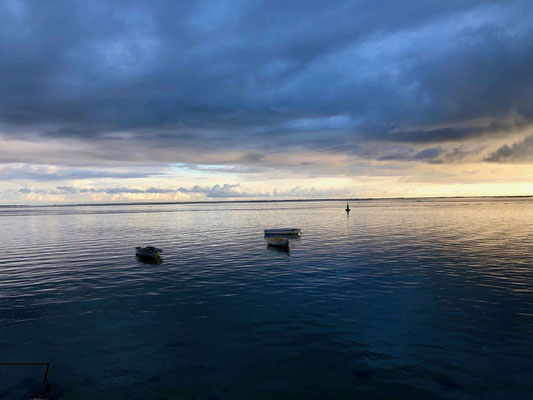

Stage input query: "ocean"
[{"left": 0, "top": 198, "right": 531, "bottom": 399}]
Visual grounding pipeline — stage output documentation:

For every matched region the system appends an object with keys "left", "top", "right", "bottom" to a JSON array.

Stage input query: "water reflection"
[
  {"left": 135, "top": 255, "right": 163, "bottom": 265},
  {"left": 266, "top": 244, "right": 291, "bottom": 255},
  {"left": 0, "top": 199, "right": 531, "bottom": 399}
]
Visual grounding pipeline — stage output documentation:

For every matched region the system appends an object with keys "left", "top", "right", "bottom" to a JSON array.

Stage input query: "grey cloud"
[
  {"left": 485, "top": 134, "right": 533, "bottom": 162},
  {"left": 0, "top": 164, "right": 162, "bottom": 181},
  {"left": 444, "top": 147, "right": 480, "bottom": 162},
  {"left": 178, "top": 183, "right": 351, "bottom": 198},
  {"left": 102, "top": 187, "right": 144, "bottom": 194},
  {"left": 272, "top": 186, "right": 351, "bottom": 198},
  {"left": 412, "top": 148, "right": 442, "bottom": 161},
  {"left": 14, "top": 183, "right": 353, "bottom": 199},
  {"left": 384, "top": 123, "right": 522, "bottom": 144},
  {"left": 0, "top": 0, "right": 531, "bottom": 169},
  {"left": 379, "top": 153, "right": 412, "bottom": 161},
  {"left": 54, "top": 186, "right": 78, "bottom": 194},
  {"left": 18, "top": 186, "right": 177, "bottom": 195},
  {"left": 78, "top": 187, "right": 176, "bottom": 194},
  {"left": 178, "top": 183, "right": 269, "bottom": 198},
  {"left": 379, "top": 147, "right": 442, "bottom": 162},
  {"left": 180, "top": 164, "right": 261, "bottom": 174},
  {"left": 16, "top": 187, "right": 48, "bottom": 194},
  {"left": 145, "top": 187, "right": 176, "bottom": 193}
]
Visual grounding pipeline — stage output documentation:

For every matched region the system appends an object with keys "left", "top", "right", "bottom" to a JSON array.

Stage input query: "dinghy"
[
  {"left": 264, "top": 228, "right": 301, "bottom": 236},
  {"left": 135, "top": 246, "right": 163, "bottom": 259}
]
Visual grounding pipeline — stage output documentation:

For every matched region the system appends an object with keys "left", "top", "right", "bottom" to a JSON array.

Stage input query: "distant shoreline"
[{"left": 0, "top": 195, "right": 531, "bottom": 208}]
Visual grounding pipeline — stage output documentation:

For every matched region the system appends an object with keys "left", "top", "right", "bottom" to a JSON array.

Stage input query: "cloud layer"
[
  {"left": 485, "top": 134, "right": 533, "bottom": 162},
  {"left": 1, "top": 0, "right": 532, "bottom": 201},
  {"left": 15, "top": 183, "right": 350, "bottom": 200}
]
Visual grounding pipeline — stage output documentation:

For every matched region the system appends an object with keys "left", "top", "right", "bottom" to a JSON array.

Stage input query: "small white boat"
[
  {"left": 135, "top": 246, "right": 163, "bottom": 259},
  {"left": 264, "top": 228, "right": 301, "bottom": 236},
  {"left": 265, "top": 237, "right": 289, "bottom": 247}
]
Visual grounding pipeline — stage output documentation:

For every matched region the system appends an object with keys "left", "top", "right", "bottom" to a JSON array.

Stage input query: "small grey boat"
[
  {"left": 264, "top": 228, "right": 301, "bottom": 236},
  {"left": 135, "top": 246, "right": 163, "bottom": 259}
]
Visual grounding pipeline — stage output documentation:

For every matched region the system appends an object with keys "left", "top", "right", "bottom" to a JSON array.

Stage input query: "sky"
[{"left": 1, "top": 0, "right": 532, "bottom": 204}]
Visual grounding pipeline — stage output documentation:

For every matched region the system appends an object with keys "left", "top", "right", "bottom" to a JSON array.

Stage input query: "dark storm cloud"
[
  {"left": 0, "top": 0, "right": 532, "bottom": 164},
  {"left": 485, "top": 134, "right": 533, "bottom": 162},
  {"left": 384, "top": 122, "right": 526, "bottom": 144}
]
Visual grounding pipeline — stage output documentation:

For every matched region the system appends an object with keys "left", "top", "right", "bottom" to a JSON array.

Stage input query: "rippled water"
[{"left": 0, "top": 199, "right": 532, "bottom": 399}]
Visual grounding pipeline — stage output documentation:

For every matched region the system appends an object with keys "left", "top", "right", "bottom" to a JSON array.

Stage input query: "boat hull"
[
  {"left": 135, "top": 247, "right": 163, "bottom": 259},
  {"left": 264, "top": 228, "right": 301, "bottom": 236}
]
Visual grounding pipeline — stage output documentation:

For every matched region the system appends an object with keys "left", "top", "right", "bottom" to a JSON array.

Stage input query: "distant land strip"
[{"left": 0, "top": 195, "right": 531, "bottom": 208}]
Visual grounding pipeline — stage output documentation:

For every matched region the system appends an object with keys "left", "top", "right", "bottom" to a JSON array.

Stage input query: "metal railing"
[{"left": 0, "top": 362, "right": 51, "bottom": 392}]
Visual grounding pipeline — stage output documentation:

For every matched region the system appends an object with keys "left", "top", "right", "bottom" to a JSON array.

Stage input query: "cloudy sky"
[{"left": 1, "top": 0, "right": 532, "bottom": 204}]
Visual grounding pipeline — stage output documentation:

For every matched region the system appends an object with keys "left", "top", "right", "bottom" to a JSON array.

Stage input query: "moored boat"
[
  {"left": 264, "top": 228, "right": 301, "bottom": 236},
  {"left": 135, "top": 246, "right": 163, "bottom": 259},
  {"left": 265, "top": 237, "right": 289, "bottom": 247}
]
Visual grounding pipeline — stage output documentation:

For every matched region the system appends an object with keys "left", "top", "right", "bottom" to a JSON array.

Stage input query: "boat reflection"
[
  {"left": 136, "top": 255, "right": 163, "bottom": 265},
  {"left": 266, "top": 244, "right": 290, "bottom": 255}
]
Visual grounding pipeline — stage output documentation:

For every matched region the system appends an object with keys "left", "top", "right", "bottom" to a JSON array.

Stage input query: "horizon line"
[{"left": 1, "top": 194, "right": 532, "bottom": 208}]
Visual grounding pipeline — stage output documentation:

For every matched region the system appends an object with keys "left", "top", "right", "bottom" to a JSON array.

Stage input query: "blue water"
[{"left": 0, "top": 199, "right": 532, "bottom": 399}]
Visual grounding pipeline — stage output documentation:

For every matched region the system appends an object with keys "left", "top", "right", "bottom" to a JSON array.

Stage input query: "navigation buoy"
[{"left": 345, "top": 202, "right": 350, "bottom": 212}]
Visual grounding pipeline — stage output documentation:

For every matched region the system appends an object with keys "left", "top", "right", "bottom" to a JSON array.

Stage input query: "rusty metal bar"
[
  {"left": 44, "top": 363, "right": 50, "bottom": 381},
  {"left": 0, "top": 362, "right": 51, "bottom": 383},
  {"left": 0, "top": 362, "right": 50, "bottom": 365}
]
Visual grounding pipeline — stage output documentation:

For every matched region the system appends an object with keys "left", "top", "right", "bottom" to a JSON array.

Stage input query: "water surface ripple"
[{"left": 0, "top": 199, "right": 532, "bottom": 399}]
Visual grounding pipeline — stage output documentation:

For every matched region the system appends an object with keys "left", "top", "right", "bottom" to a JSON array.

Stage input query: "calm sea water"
[{"left": 0, "top": 199, "right": 532, "bottom": 399}]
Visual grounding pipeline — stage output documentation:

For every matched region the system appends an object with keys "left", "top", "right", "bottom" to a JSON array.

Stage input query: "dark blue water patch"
[
  {"left": 436, "top": 376, "right": 460, "bottom": 390},
  {"left": 352, "top": 368, "right": 376, "bottom": 379}
]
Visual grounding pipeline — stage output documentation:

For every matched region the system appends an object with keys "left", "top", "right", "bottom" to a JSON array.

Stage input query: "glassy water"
[{"left": 0, "top": 199, "right": 532, "bottom": 399}]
